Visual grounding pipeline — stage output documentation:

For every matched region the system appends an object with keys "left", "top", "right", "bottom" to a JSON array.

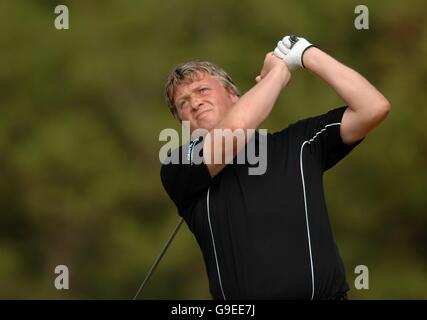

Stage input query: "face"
[{"left": 173, "top": 73, "right": 239, "bottom": 132}]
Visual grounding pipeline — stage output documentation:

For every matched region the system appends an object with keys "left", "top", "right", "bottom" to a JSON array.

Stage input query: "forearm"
[
  {"left": 219, "top": 65, "right": 289, "bottom": 131},
  {"left": 303, "top": 47, "right": 390, "bottom": 117},
  {"left": 204, "top": 65, "right": 289, "bottom": 176}
]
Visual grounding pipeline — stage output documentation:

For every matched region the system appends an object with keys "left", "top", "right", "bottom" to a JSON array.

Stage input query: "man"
[{"left": 160, "top": 35, "right": 390, "bottom": 299}]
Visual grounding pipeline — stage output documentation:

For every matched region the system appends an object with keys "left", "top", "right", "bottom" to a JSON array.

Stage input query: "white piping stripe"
[
  {"left": 308, "top": 123, "right": 341, "bottom": 143},
  {"left": 299, "top": 122, "right": 341, "bottom": 300},
  {"left": 207, "top": 188, "right": 226, "bottom": 300}
]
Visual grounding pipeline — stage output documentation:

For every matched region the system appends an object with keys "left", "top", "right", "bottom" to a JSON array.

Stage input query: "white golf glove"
[{"left": 274, "top": 35, "right": 314, "bottom": 71}]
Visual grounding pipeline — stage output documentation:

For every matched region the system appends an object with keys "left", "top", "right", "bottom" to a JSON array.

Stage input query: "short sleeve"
[
  {"left": 160, "top": 137, "right": 212, "bottom": 212},
  {"left": 292, "top": 106, "right": 364, "bottom": 171}
]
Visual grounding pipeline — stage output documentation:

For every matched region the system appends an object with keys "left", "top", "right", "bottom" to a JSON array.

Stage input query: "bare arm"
[
  {"left": 303, "top": 47, "right": 390, "bottom": 145},
  {"left": 204, "top": 53, "right": 290, "bottom": 177}
]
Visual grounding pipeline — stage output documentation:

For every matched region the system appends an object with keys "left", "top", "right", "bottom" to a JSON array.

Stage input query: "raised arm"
[
  {"left": 303, "top": 47, "right": 390, "bottom": 145},
  {"left": 274, "top": 35, "right": 390, "bottom": 146},
  {"left": 204, "top": 53, "right": 290, "bottom": 177}
]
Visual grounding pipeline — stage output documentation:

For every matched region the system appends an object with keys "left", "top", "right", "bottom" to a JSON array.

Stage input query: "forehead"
[{"left": 175, "top": 73, "right": 223, "bottom": 97}]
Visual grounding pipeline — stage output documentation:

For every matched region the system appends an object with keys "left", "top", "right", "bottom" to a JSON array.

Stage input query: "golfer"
[{"left": 160, "top": 35, "right": 390, "bottom": 300}]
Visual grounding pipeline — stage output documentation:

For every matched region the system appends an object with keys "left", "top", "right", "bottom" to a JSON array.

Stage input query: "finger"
[
  {"left": 277, "top": 40, "right": 290, "bottom": 55},
  {"left": 255, "top": 75, "right": 261, "bottom": 83},
  {"left": 282, "top": 36, "right": 292, "bottom": 48},
  {"left": 273, "top": 47, "right": 285, "bottom": 59}
]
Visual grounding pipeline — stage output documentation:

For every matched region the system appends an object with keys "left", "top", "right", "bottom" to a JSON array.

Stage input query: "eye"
[{"left": 199, "top": 87, "right": 210, "bottom": 95}]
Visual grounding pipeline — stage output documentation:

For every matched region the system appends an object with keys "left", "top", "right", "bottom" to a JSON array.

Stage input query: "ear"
[{"left": 228, "top": 89, "right": 240, "bottom": 104}]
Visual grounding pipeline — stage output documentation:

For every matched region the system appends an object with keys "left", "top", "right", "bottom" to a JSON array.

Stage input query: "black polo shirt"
[{"left": 161, "top": 106, "right": 363, "bottom": 300}]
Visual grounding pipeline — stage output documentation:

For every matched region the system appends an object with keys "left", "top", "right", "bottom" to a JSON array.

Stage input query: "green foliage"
[{"left": 0, "top": 0, "right": 426, "bottom": 299}]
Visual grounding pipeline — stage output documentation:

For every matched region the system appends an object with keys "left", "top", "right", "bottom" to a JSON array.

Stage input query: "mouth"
[{"left": 196, "top": 109, "right": 212, "bottom": 120}]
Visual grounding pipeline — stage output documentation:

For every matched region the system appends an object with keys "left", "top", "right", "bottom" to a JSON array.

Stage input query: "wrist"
[
  {"left": 302, "top": 47, "right": 323, "bottom": 70},
  {"left": 274, "top": 65, "right": 291, "bottom": 88}
]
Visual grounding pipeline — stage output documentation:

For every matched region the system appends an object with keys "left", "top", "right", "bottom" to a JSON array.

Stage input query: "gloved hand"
[{"left": 273, "top": 35, "right": 314, "bottom": 71}]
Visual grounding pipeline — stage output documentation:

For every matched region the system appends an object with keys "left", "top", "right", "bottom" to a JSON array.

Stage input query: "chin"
[{"left": 196, "top": 117, "right": 217, "bottom": 132}]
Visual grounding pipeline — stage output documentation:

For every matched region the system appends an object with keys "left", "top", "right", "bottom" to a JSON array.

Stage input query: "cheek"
[
  {"left": 219, "top": 97, "right": 233, "bottom": 113},
  {"left": 178, "top": 109, "right": 191, "bottom": 121}
]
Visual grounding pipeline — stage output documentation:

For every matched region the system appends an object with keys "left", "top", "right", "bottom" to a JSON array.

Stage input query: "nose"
[{"left": 190, "top": 96, "right": 203, "bottom": 110}]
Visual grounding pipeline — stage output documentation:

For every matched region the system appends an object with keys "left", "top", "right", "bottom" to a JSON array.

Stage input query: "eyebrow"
[{"left": 175, "top": 84, "right": 209, "bottom": 104}]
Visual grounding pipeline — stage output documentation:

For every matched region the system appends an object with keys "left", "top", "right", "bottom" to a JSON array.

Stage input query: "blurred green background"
[{"left": 0, "top": 0, "right": 426, "bottom": 299}]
